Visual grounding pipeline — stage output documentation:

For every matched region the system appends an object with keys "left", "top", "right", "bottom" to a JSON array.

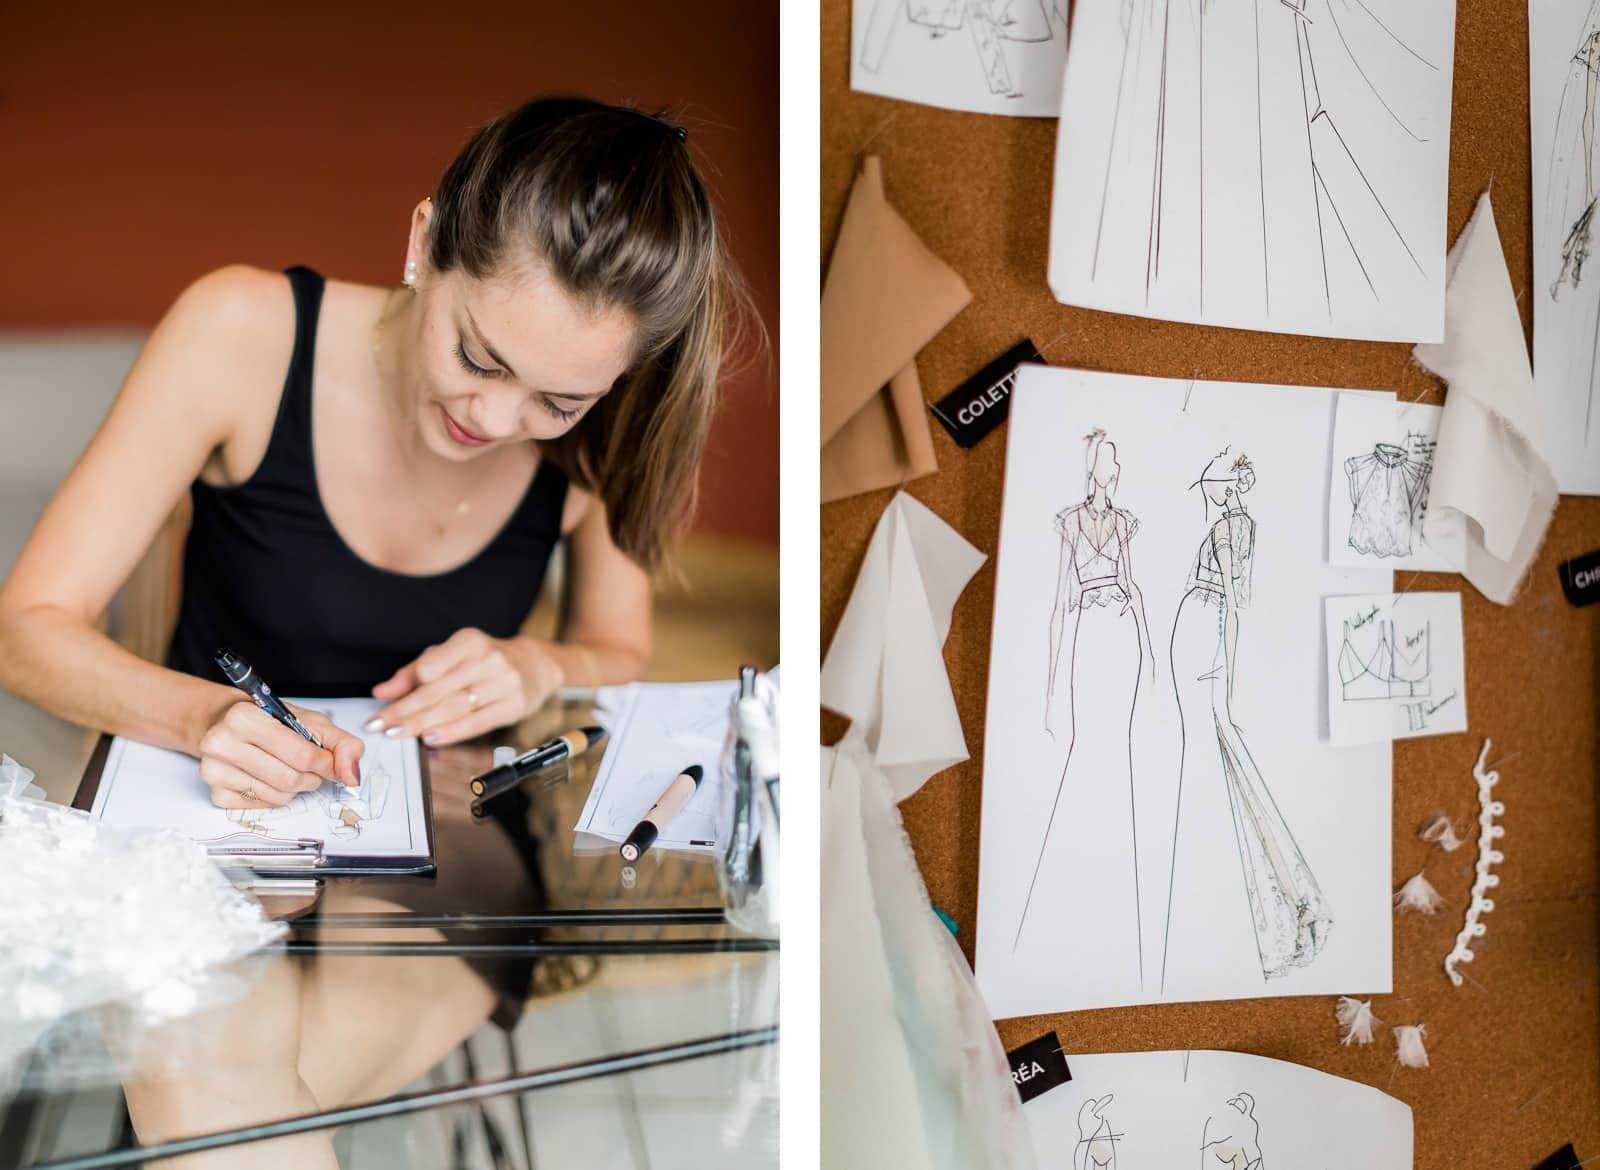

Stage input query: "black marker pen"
[
  {"left": 469, "top": 726, "right": 607, "bottom": 800},
  {"left": 620, "top": 764, "right": 704, "bottom": 862},
  {"left": 214, "top": 648, "right": 323, "bottom": 749}
]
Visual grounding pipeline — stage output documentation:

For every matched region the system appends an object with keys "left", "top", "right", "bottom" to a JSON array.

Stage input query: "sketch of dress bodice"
[
  {"left": 1055, "top": 501, "right": 1138, "bottom": 609},
  {"left": 1338, "top": 620, "right": 1430, "bottom": 701},
  {"left": 1345, "top": 442, "right": 1430, "bottom": 557},
  {"left": 1185, "top": 509, "right": 1254, "bottom": 607}
]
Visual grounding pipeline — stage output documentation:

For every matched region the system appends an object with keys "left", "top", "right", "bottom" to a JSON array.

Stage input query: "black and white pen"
[{"left": 214, "top": 648, "right": 323, "bottom": 748}]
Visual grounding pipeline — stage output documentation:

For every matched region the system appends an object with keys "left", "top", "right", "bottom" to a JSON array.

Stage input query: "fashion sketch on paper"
[
  {"left": 1542, "top": 4, "right": 1600, "bottom": 447},
  {"left": 1344, "top": 434, "right": 1432, "bottom": 557},
  {"left": 858, "top": 0, "right": 1069, "bottom": 99},
  {"left": 1075, "top": 1094, "right": 1120, "bottom": 1170},
  {"left": 1087, "top": 0, "right": 1438, "bottom": 321},
  {"left": 1199, "top": 1092, "right": 1265, "bottom": 1170},
  {"left": 1014, "top": 431, "right": 1155, "bottom": 986},
  {"left": 1160, "top": 451, "right": 1331, "bottom": 992},
  {"left": 1338, "top": 618, "right": 1430, "bottom": 701}
]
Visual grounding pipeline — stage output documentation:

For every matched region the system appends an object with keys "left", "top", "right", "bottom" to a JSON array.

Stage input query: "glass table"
[{"left": 0, "top": 698, "right": 779, "bottom": 1169}]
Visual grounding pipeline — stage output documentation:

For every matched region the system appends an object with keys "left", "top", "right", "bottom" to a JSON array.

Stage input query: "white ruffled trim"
[{"left": 1444, "top": 739, "right": 1505, "bottom": 987}]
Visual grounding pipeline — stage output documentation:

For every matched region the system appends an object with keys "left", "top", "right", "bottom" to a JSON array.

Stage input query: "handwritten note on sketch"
[
  {"left": 1325, "top": 591, "right": 1466, "bottom": 745},
  {"left": 1024, "top": 1050, "right": 1412, "bottom": 1170},
  {"left": 1048, "top": 0, "right": 1456, "bottom": 341},
  {"left": 850, "top": 0, "right": 1070, "bottom": 117},
  {"left": 977, "top": 367, "right": 1392, "bottom": 1020},
  {"left": 1531, "top": 0, "right": 1600, "bottom": 494}
]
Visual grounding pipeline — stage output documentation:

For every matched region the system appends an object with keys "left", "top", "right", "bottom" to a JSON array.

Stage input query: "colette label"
[
  {"left": 1558, "top": 548, "right": 1600, "bottom": 607},
  {"left": 1005, "top": 1030, "right": 1071, "bottom": 1103},
  {"left": 929, "top": 338, "right": 1044, "bottom": 448}
]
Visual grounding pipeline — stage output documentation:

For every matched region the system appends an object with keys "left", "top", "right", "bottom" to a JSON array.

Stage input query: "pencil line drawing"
[
  {"left": 1014, "top": 431, "right": 1155, "bottom": 991},
  {"left": 1072, "top": 0, "right": 1445, "bottom": 335},
  {"left": 1075, "top": 1094, "right": 1122, "bottom": 1170},
  {"left": 1199, "top": 1092, "right": 1265, "bottom": 1169},
  {"left": 1343, "top": 430, "right": 1434, "bottom": 557},
  {"left": 1161, "top": 450, "right": 1332, "bottom": 991},
  {"left": 1537, "top": 0, "right": 1600, "bottom": 467},
  {"left": 860, "top": 0, "right": 1068, "bottom": 99},
  {"left": 1338, "top": 618, "right": 1431, "bottom": 701}
]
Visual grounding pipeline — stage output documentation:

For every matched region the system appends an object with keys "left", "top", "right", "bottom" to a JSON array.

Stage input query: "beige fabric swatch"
[{"left": 821, "top": 157, "right": 971, "bottom": 503}]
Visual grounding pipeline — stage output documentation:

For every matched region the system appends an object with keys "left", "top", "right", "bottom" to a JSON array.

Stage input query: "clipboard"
[{"left": 73, "top": 730, "right": 438, "bottom": 879}]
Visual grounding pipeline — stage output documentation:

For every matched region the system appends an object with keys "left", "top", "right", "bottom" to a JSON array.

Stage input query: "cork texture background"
[{"left": 821, "top": 1, "right": 1600, "bottom": 1164}]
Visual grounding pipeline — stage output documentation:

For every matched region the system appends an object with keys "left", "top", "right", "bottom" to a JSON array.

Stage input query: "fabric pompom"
[
  {"left": 1335, "top": 996, "right": 1381, "bottom": 1046},
  {"left": 1394, "top": 1024, "right": 1430, "bottom": 1069},
  {"left": 1394, "top": 870, "right": 1445, "bottom": 915}
]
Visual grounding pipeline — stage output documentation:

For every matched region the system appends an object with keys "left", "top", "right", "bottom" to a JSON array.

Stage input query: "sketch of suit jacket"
[
  {"left": 1338, "top": 620, "right": 1430, "bottom": 701},
  {"left": 859, "top": 0, "right": 1065, "bottom": 97},
  {"left": 1345, "top": 442, "right": 1431, "bottom": 557}
]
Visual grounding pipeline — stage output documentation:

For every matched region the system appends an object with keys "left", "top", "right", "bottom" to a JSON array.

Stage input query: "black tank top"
[{"left": 166, "top": 266, "right": 568, "bottom": 696}]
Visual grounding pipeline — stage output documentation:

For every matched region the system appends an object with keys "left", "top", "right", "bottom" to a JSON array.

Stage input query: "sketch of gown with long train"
[
  {"left": 1013, "top": 500, "right": 1145, "bottom": 987},
  {"left": 1087, "top": 0, "right": 1438, "bottom": 325},
  {"left": 1160, "top": 507, "right": 1331, "bottom": 989}
]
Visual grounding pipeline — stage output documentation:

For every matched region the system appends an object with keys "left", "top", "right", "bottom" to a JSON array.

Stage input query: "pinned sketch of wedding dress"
[
  {"left": 1075, "top": 1095, "right": 1119, "bottom": 1170},
  {"left": 1199, "top": 1093, "right": 1264, "bottom": 1170},
  {"left": 859, "top": 0, "right": 1068, "bottom": 98},
  {"left": 1345, "top": 441, "right": 1432, "bottom": 557},
  {"left": 1014, "top": 433, "right": 1155, "bottom": 994},
  {"left": 1161, "top": 483, "right": 1332, "bottom": 992}
]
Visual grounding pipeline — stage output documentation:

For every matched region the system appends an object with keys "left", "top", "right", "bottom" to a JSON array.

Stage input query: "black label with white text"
[
  {"left": 1558, "top": 548, "right": 1600, "bottom": 607},
  {"left": 929, "top": 338, "right": 1043, "bottom": 448},
  {"left": 1006, "top": 1030, "right": 1071, "bottom": 1103}
]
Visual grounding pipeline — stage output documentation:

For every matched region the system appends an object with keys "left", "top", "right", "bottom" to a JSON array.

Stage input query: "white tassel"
[
  {"left": 1393, "top": 870, "right": 1445, "bottom": 915},
  {"left": 1393, "top": 1023, "right": 1430, "bottom": 1068},
  {"left": 1335, "top": 996, "right": 1381, "bottom": 1046},
  {"left": 1420, "top": 814, "right": 1464, "bottom": 852}
]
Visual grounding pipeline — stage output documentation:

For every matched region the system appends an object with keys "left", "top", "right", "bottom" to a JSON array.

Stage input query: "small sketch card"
[
  {"left": 850, "top": 0, "right": 1069, "bottom": 117},
  {"left": 1023, "top": 1050, "right": 1411, "bottom": 1169},
  {"left": 1325, "top": 592, "right": 1466, "bottom": 744},
  {"left": 1328, "top": 393, "right": 1464, "bottom": 572},
  {"left": 1047, "top": 0, "right": 1456, "bottom": 342}
]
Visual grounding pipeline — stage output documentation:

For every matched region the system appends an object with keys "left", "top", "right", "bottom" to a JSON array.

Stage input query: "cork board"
[{"left": 821, "top": 2, "right": 1600, "bottom": 1166}]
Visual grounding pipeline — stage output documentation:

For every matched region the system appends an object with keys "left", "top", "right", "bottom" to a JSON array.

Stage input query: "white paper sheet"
[
  {"left": 850, "top": 0, "right": 1069, "bottom": 117},
  {"left": 88, "top": 698, "right": 428, "bottom": 860},
  {"left": 1047, "top": 0, "right": 1455, "bottom": 341},
  {"left": 1328, "top": 393, "right": 1465, "bottom": 571},
  {"left": 1530, "top": 0, "right": 1600, "bottom": 494},
  {"left": 1325, "top": 591, "right": 1466, "bottom": 744},
  {"left": 575, "top": 680, "right": 736, "bottom": 852},
  {"left": 1023, "top": 1049, "right": 1411, "bottom": 1168},
  {"left": 977, "top": 367, "right": 1392, "bottom": 1019}
]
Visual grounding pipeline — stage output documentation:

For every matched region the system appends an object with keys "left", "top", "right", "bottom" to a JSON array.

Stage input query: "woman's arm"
[
  {"left": 545, "top": 488, "right": 653, "bottom": 685},
  {"left": 0, "top": 267, "right": 275, "bottom": 751},
  {"left": 0, "top": 265, "right": 364, "bottom": 794}
]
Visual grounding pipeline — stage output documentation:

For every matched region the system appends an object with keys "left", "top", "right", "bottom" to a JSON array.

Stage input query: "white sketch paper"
[
  {"left": 88, "top": 698, "right": 428, "bottom": 860},
  {"left": 1328, "top": 393, "right": 1464, "bottom": 571},
  {"left": 575, "top": 680, "right": 735, "bottom": 853},
  {"left": 978, "top": 367, "right": 1392, "bottom": 1019},
  {"left": 1325, "top": 591, "right": 1465, "bottom": 744},
  {"left": 1531, "top": 0, "right": 1600, "bottom": 494},
  {"left": 1047, "top": 0, "right": 1456, "bottom": 342},
  {"left": 851, "top": 0, "right": 1069, "bottom": 117},
  {"left": 1024, "top": 1050, "right": 1411, "bottom": 1169}
]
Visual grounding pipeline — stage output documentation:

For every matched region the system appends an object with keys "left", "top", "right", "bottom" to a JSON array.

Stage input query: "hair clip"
[{"left": 617, "top": 105, "right": 688, "bottom": 143}]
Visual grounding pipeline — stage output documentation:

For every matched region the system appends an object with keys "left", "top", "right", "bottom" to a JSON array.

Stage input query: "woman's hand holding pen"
[
  {"left": 366, "top": 627, "right": 565, "bottom": 746},
  {"left": 197, "top": 699, "right": 363, "bottom": 809}
]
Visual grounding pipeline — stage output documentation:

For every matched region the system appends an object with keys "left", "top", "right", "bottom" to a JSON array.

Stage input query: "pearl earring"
[{"left": 404, "top": 260, "right": 418, "bottom": 287}]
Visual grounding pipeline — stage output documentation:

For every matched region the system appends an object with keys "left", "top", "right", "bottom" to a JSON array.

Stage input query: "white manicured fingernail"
[
  {"left": 385, "top": 726, "right": 405, "bottom": 739},
  {"left": 422, "top": 734, "right": 440, "bottom": 746},
  {"left": 363, "top": 718, "right": 385, "bottom": 733}
]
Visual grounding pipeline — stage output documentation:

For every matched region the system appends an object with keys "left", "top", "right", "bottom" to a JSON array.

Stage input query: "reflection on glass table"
[{"left": 0, "top": 699, "right": 778, "bottom": 1169}]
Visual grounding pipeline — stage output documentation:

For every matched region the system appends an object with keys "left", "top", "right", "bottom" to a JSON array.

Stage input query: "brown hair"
[{"left": 426, "top": 95, "right": 753, "bottom": 569}]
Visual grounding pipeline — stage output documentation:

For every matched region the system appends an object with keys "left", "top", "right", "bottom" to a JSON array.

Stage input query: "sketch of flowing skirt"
[
  {"left": 1017, "top": 600, "right": 1145, "bottom": 993},
  {"left": 1160, "top": 589, "right": 1330, "bottom": 992}
]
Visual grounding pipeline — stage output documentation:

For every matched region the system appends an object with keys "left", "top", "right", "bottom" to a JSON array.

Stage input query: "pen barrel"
[{"left": 469, "top": 765, "right": 518, "bottom": 797}]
